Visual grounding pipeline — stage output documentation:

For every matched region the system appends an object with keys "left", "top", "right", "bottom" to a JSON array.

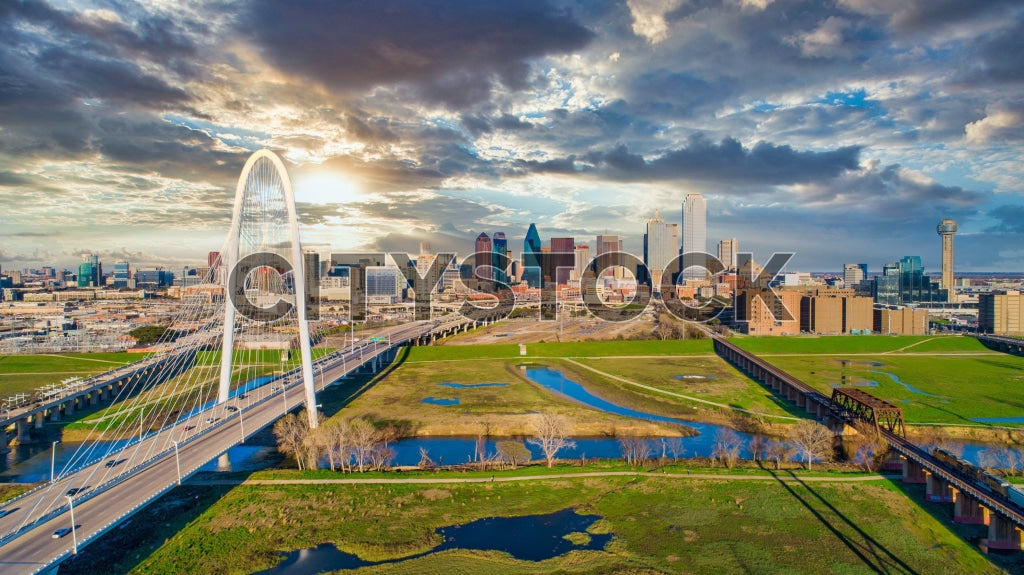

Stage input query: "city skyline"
[{"left": 1, "top": 1, "right": 1022, "bottom": 272}]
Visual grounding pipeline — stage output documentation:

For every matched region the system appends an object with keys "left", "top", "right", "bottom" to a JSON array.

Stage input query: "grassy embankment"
[
  {"left": 58, "top": 463, "right": 1012, "bottom": 575},
  {"left": 732, "top": 335, "right": 1024, "bottom": 433},
  {"left": 331, "top": 339, "right": 799, "bottom": 438},
  {"left": 0, "top": 352, "right": 136, "bottom": 396},
  {"left": 56, "top": 349, "right": 335, "bottom": 441}
]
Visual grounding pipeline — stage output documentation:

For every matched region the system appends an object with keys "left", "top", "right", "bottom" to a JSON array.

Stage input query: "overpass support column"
[
  {"left": 925, "top": 473, "right": 954, "bottom": 502},
  {"left": 64, "top": 399, "right": 74, "bottom": 416},
  {"left": 902, "top": 458, "right": 926, "bottom": 483},
  {"left": 34, "top": 411, "right": 45, "bottom": 428},
  {"left": 16, "top": 418, "right": 32, "bottom": 443},
  {"left": 986, "top": 514, "right": 1022, "bottom": 552},
  {"left": 48, "top": 408, "right": 60, "bottom": 422},
  {"left": 881, "top": 451, "right": 904, "bottom": 472},
  {"left": 954, "top": 491, "right": 988, "bottom": 525}
]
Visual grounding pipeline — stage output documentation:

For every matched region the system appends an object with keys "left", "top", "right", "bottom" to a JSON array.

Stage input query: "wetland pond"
[{"left": 253, "top": 507, "right": 609, "bottom": 574}]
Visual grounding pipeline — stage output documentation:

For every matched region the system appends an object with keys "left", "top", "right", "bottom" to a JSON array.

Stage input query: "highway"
[{"left": 0, "top": 318, "right": 464, "bottom": 574}]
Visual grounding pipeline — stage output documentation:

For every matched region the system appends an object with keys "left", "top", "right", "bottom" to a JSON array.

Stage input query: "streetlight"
[
  {"left": 172, "top": 440, "right": 181, "bottom": 486},
  {"left": 238, "top": 403, "right": 245, "bottom": 444},
  {"left": 50, "top": 441, "right": 59, "bottom": 483},
  {"left": 65, "top": 495, "right": 78, "bottom": 555}
]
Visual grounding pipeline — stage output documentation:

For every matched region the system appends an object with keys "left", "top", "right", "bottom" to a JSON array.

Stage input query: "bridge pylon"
[{"left": 217, "top": 149, "right": 319, "bottom": 429}]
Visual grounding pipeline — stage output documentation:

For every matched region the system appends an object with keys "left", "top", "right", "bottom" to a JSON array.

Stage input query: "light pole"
[
  {"left": 172, "top": 440, "right": 181, "bottom": 485},
  {"left": 65, "top": 495, "right": 78, "bottom": 555},
  {"left": 238, "top": 403, "right": 245, "bottom": 444},
  {"left": 50, "top": 440, "right": 59, "bottom": 483}
]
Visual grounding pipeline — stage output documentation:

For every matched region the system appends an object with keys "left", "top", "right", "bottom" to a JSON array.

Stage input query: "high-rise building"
[
  {"left": 897, "top": 256, "right": 945, "bottom": 304},
  {"left": 492, "top": 232, "right": 508, "bottom": 284},
  {"left": 549, "top": 237, "right": 575, "bottom": 285},
  {"left": 113, "top": 261, "right": 131, "bottom": 289},
  {"left": 843, "top": 263, "right": 867, "bottom": 288},
  {"left": 574, "top": 244, "right": 591, "bottom": 280},
  {"left": 522, "top": 224, "right": 543, "bottom": 288},
  {"left": 303, "top": 251, "right": 320, "bottom": 308},
  {"left": 474, "top": 232, "right": 492, "bottom": 281},
  {"left": 77, "top": 254, "right": 101, "bottom": 287},
  {"left": 595, "top": 234, "right": 622, "bottom": 256},
  {"left": 645, "top": 210, "right": 678, "bottom": 291},
  {"left": 718, "top": 238, "right": 738, "bottom": 270},
  {"left": 937, "top": 219, "right": 957, "bottom": 302},
  {"left": 979, "top": 290, "right": 1024, "bottom": 335},
  {"left": 208, "top": 251, "right": 221, "bottom": 270},
  {"left": 682, "top": 193, "right": 707, "bottom": 280},
  {"left": 873, "top": 263, "right": 901, "bottom": 306}
]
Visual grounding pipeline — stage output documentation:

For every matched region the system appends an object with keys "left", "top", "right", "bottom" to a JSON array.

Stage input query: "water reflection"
[{"left": 253, "top": 508, "right": 608, "bottom": 574}]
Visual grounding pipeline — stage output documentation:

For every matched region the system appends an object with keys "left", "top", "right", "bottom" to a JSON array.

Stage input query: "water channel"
[{"left": 0, "top": 367, "right": 1015, "bottom": 482}]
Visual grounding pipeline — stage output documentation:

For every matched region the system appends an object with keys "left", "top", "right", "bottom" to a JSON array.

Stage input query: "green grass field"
[
  {"left": 0, "top": 352, "right": 138, "bottom": 396},
  {"left": 424, "top": 338, "right": 716, "bottom": 361},
  {"left": 334, "top": 341, "right": 790, "bottom": 437},
  {"left": 733, "top": 335, "right": 1024, "bottom": 426},
  {"left": 58, "top": 466, "right": 1010, "bottom": 575}
]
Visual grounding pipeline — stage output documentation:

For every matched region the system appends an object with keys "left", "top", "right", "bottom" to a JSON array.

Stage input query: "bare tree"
[
  {"left": 846, "top": 421, "right": 888, "bottom": 471},
  {"left": 665, "top": 437, "right": 686, "bottom": 461},
  {"left": 619, "top": 438, "right": 653, "bottom": 467},
  {"left": 496, "top": 440, "right": 531, "bottom": 469},
  {"left": 418, "top": 447, "right": 435, "bottom": 469},
  {"left": 712, "top": 428, "right": 743, "bottom": 468},
  {"left": 748, "top": 435, "right": 768, "bottom": 462},
  {"left": 273, "top": 412, "right": 310, "bottom": 470},
  {"left": 349, "top": 418, "right": 379, "bottom": 473},
  {"left": 788, "top": 420, "right": 834, "bottom": 470},
  {"left": 767, "top": 440, "right": 794, "bottom": 470},
  {"left": 528, "top": 413, "right": 576, "bottom": 468},
  {"left": 918, "top": 427, "right": 963, "bottom": 456}
]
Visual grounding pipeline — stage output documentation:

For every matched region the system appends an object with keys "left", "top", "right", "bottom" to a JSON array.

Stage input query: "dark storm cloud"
[
  {"left": 985, "top": 205, "right": 1024, "bottom": 234},
  {"left": 518, "top": 135, "right": 861, "bottom": 185},
  {"left": 879, "top": 0, "right": 1020, "bottom": 33},
  {"left": 242, "top": 0, "right": 594, "bottom": 107},
  {"left": 0, "top": 0, "right": 210, "bottom": 165}
]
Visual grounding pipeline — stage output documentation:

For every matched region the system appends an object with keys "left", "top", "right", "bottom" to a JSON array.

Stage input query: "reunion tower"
[{"left": 937, "top": 219, "right": 958, "bottom": 301}]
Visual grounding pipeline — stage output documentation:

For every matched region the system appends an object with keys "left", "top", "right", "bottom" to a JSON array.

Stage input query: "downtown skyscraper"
[
  {"left": 682, "top": 193, "right": 707, "bottom": 281},
  {"left": 644, "top": 210, "right": 678, "bottom": 291}
]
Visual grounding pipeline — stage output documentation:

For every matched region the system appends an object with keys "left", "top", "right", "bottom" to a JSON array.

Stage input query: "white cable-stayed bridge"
[{"left": 0, "top": 150, "right": 479, "bottom": 574}]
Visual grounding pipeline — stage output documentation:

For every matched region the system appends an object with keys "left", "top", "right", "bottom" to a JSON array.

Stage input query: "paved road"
[{"left": 0, "top": 318, "right": 463, "bottom": 574}]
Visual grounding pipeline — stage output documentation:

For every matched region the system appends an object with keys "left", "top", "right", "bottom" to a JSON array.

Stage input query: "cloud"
[
  {"left": 241, "top": 0, "right": 594, "bottom": 108},
  {"left": 519, "top": 135, "right": 862, "bottom": 185},
  {"left": 985, "top": 204, "right": 1024, "bottom": 234},
  {"left": 965, "top": 106, "right": 1024, "bottom": 144},
  {"left": 626, "top": 0, "right": 683, "bottom": 44}
]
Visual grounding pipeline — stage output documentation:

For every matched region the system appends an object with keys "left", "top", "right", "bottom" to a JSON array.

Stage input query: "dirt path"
[{"left": 191, "top": 471, "right": 899, "bottom": 486}]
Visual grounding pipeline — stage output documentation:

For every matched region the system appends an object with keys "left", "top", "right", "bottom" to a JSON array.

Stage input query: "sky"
[{"left": 1, "top": 0, "right": 1023, "bottom": 274}]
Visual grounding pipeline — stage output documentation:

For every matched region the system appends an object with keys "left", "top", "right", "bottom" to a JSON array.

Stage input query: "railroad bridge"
[{"left": 713, "top": 336, "right": 1023, "bottom": 552}]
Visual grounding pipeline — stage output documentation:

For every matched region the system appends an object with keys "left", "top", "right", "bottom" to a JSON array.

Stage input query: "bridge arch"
[{"left": 218, "top": 149, "right": 318, "bottom": 428}]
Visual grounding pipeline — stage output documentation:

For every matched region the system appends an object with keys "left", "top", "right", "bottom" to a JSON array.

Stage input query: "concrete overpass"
[
  {"left": 976, "top": 334, "right": 1024, "bottom": 357},
  {"left": 0, "top": 346, "right": 204, "bottom": 454},
  {"left": 0, "top": 316, "right": 472, "bottom": 574}
]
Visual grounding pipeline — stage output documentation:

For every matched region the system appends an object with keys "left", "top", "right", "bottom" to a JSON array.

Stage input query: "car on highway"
[
  {"left": 104, "top": 459, "right": 117, "bottom": 468},
  {"left": 225, "top": 405, "right": 238, "bottom": 412},
  {"left": 65, "top": 487, "right": 84, "bottom": 496},
  {"left": 52, "top": 527, "right": 72, "bottom": 539},
  {"left": 0, "top": 508, "right": 11, "bottom": 519},
  {"left": 205, "top": 417, "right": 218, "bottom": 424},
  {"left": 182, "top": 425, "right": 195, "bottom": 432}
]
